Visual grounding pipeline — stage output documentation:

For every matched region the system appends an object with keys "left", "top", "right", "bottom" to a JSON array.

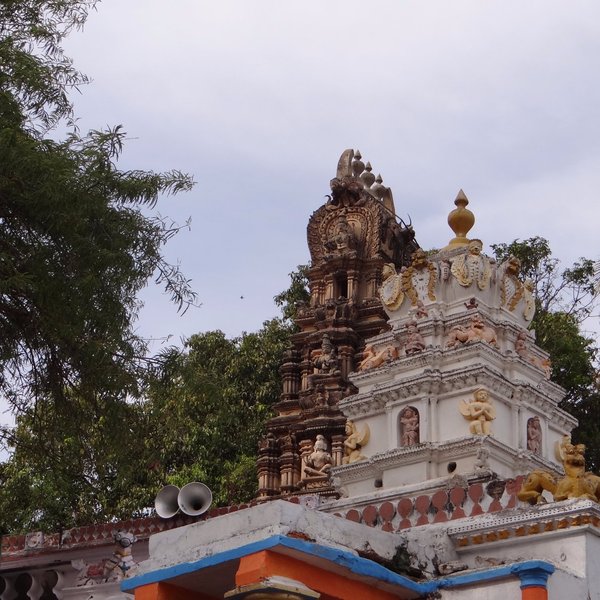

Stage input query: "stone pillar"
[
  {"left": 257, "top": 434, "right": 279, "bottom": 498},
  {"left": 299, "top": 439, "right": 314, "bottom": 484},
  {"left": 331, "top": 434, "right": 345, "bottom": 467},
  {"left": 279, "top": 435, "right": 299, "bottom": 495}
]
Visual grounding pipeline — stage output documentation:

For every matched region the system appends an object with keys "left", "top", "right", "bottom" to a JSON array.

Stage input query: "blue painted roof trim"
[{"left": 121, "top": 534, "right": 554, "bottom": 595}]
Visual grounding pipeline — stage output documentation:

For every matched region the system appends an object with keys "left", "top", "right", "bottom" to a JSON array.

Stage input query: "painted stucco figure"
[
  {"left": 343, "top": 421, "right": 370, "bottom": 464},
  {"left": 450, "top": 239, "right": 494, "bottom": 290},
  {"left": 459, "top": 389, "right": 496, "bottom": 435},
  {"left": 400, "top": 406, "right": 420, "bottom": 446},
  {"left": 518, "top": 436, "right": 600, "bottom": 504}
]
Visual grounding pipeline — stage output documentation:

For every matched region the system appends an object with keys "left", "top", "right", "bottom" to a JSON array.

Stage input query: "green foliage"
[
  {"left": 274, "top": 264, "right": 310, "bottom": 324},
  {"left": 492, "top": 238, "right": 600, "bottom": 469},
  {"left": 0, "top": 393, "right": 160, "bottom": 533},
  {"left": 0, "top": 0, "right": 199, "bottom": 532},
  {"left": 0, "top": 0, "right": 97, "bottom": 131},
  {"left": 144, "top": 319, "right": 292, "bottom": 508}
]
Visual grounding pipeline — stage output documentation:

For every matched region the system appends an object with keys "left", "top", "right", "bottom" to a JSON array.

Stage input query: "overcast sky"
[{"left": 60, "top": 0, "right": 600, "bottom": 348}]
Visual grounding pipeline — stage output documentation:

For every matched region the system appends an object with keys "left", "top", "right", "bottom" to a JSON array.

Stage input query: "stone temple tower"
[{"left": 257, "top": 149, "right": 420, "bottom": 498}]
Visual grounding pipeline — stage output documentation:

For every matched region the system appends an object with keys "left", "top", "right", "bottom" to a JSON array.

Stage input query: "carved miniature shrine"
[{"left": 257, "top": 149, "right": 419, "bottom": 498}]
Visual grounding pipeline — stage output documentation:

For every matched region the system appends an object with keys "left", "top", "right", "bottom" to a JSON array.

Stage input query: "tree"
[
  {"left": 492, "top": 237, "right": 600, "bottom": 468},
  {"left": 0, "top": 0, "right": 199, "bottom": 531},
  {"left": 274, "top": 265, "right": 310, "bottom": 324},
  {"left": 145, "top": 319, "right": 291, "bottom": 508},
  {"left": 0, "top": 1, "right": 195, "bottom": 419}
]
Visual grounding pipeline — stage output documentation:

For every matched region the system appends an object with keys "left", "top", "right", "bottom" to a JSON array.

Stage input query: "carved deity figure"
[
  {"left": 527, "top": 416, "right": 542, "bottom": 454},
  {"left": 325, "top": 215, "right": 356, "bottom": 255},
  {"left": 400, "top": 406, "right": 420, "bottom": 446},
  {"left": 404, "top": 320, "right": 425, "bottom": 355},
  {"left": 450, "top": 239, "right": 494, "bottom": 290},
  {"left": 499, "top": 255, "right": 525, "bottom": 312},
  {"left": 103, "top": 531, "right": 138, "bottom": 582},
  {"left": 343, "top": 420, "right": 370, "bottom": 464},
  {"left": 313, "top": 334, "right": 340, "bottom": 375},
  {"left": 402, "top": 249, "right": 437, "bottom": 306},
  {"left": 459, "top": 389, "right": 496, "bottom": 435},
  {"left": 304, "top": 435, "right": 333, "bottom": 477}
]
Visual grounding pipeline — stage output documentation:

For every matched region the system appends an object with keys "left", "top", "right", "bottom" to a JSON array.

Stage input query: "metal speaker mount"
[{"left": 154, "top": 482, "right": 213, "bottom": 518}]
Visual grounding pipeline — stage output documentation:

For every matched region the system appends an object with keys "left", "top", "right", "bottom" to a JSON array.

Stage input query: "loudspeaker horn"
[
  {"left": 178, "top": 482, "right": 213, "bottom": 517},
  {"left": 154, "top": 484, "right": 180, "bottom": 519}
]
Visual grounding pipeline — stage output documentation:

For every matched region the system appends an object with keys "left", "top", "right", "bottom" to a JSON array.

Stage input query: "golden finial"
[{"left": 445, "top": 189, "right": 475, "bottom": 249}]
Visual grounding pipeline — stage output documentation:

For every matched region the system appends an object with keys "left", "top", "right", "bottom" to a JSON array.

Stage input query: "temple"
[{"left": 1, "top": 150, "right": 599, "bottom": 600}]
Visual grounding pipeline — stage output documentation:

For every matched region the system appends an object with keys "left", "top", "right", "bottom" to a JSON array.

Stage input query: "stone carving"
[
  {"left": 358, "top": 343, "right": 399, "bottom": 371},
  {"left": 499, "top": 255, "right": 525, "bottom": 312},
  {"left": 343, "top": 421, "right": 370, "bottom": 464},
  {"left": 379, "top": 263, "right": 404, "bottom": 310},
  {"left": 303, "top": 435, "right": 333, "bottom": 478},
  {"left": 404, "top": 320, "right": 425, "bottom": 355},
  {"left": 523, "top": 279, "right": 536, "bottom": 321},
  {"left": 400, "top": 406, "right": 420, "bottom": 446},
  {"left": 73, "top": 531, "right": 138, "bottom": 586},
  {"left": 515, "top": 331, "right": 552, "bottom": 378},
  {"left": 103, "top": 531, "right": 138, "bottom": 582},
  {"left": 474, "top": 446, "right": 490, "bottom": 471},
  {"left": 446, "top": 314, "right": 498, "bottom": 348},
  {"left": 313, "top": 334, "right": 340, "bottom": 375},
  {"left": 402, "top": 249, "right": 437, "bottom": 306},
  {"left": 527, "top": 416, "right": 542, "bottom": 454},
  {"left": 518, "top": 436, "right": 600, "bottom": 504},
  {"left": 459, "top": 389, "right": 496, "bottom": 435},
  {"left": 450, "top": 239, "right": 494, "bottom": 290},
  {"left": 325, "top": 215, "right": 357, "bottom": 255}
]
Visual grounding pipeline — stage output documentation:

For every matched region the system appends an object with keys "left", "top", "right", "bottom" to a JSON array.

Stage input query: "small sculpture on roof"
[
  {"left": 450, "top": 239, "right": 494, "bottom": 290},
  {"left": 518, "top": 436, "right": 600, "bottom": 504}
]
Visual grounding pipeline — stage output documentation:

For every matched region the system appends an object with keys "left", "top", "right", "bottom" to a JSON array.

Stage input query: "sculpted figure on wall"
[
  {"left": 343, "top": 420, "right": 370, "bottom": 464},
  {"left": 325, "top": 215, "right": 357, "bottom": 256},
  {"left": 404, "top": 320, "right": 425, "bottom": 355},
  {"left": 358, "top": 343, "right": 399, "bottom": 371},
  {"left": 379, "top": 263, "right": 404, "bottom": 311},
  {"left": 304, "top": 435, "right": 333, "bottom": 477},
  {"left": 459, "top": 389, "right": 496, "bottom": 435},
  {"left": 313, "top": 334, "right": 340, "bottom": 375},
  {"left": 446, "top": 314, "right": 498, "bottom": 348},
  {"left": 402, "top": 249, "right": 437, "bottom": 306},
  {"left": 527, "top": 416, "right": 542, "bottom": 454},
  {"left": 499, "top": 255, "right": 525, "bottom": 312},
  {"left": 400, "top": 406, "right": 420, "bottom": 446},
  {"left": 103, "top": 531, "right": 138, "bottom": 582},
  {"left": 450, "top": 239, "right": 494, "bottom": 290},
  {"left": 515, "top": 331, "right": 552, "bottom": 378},
  {"left": 518, "top": 436, "right": 600, "bottom": 504}
]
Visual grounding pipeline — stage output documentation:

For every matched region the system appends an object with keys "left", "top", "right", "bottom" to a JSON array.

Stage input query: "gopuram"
[
  {"left": 2, "top": 150, "right": 600, "bottom": 600},
  {"left": 257, "top": 149, "right": 419, "bottom": 497}
]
